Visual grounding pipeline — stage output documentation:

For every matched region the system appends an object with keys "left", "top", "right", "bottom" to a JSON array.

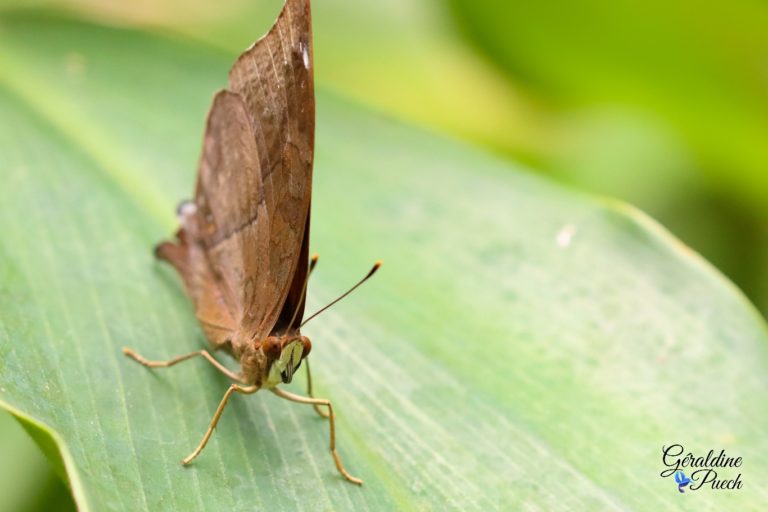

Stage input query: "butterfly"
[
  {"left": 123, "top": 0, "right": 378, "bottom": 485},
  {"left": 674, "top": 470, "right": 691, "bottom": 493}
]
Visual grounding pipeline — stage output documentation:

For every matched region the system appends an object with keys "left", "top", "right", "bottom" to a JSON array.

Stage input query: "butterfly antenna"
[
  {"left": 287, "top": 253, "right": 319, "bottom": 331},
  {"left": 300, "top": 260, "right": 382, "bottom": 328}
]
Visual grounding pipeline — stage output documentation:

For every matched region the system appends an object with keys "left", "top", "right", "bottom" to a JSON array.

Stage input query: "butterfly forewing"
[{"left": 227, "top": 0, "right": 315, "bottom": 335}]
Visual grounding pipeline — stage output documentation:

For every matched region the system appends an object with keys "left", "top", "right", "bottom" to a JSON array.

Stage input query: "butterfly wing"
[
  {"left": 227, "top": 0, "right": 315, "bottom": 335},
  {"left": 192, "top": 90, "right": 273, "bottom": 334},
  {"left": 157, "top": 0, "right": 314, "bottom": 345},
  {"left": 274, "top": 207, "right": 310, "bottom": 332},
  {"left": 157, "top": 89, "right": 271, "bottom": 348}
]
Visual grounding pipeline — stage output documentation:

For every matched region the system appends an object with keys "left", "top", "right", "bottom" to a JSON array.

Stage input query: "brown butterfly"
[{"left": 123, "top": 0, "right": 378, "bottom": 485}]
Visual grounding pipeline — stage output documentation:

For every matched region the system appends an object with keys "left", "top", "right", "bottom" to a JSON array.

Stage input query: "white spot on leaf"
[{"left": 556, "top": 224, "right": 576, "bottom": 248}]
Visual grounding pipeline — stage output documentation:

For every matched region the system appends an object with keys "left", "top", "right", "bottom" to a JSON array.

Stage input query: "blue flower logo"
[{"left": 674, "top": 470, "right": 691, "bottom": 493}]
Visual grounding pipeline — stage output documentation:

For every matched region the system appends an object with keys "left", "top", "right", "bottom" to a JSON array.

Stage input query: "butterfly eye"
[
  {"left": 261, "top": 336, "right": 281, "bottom": 360},
  {"left": 299, "top": 336, "right": 311, "bottom": 358}
]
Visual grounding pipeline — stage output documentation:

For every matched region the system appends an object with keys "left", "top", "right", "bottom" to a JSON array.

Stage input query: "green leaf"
[
  {"left": 444, "top": 0, "right": 768, "bottom": 320},
  {"left": 0, "top": 411, "right": 76, "bottom": 512},
  {"left": 1, "top": 11, "right": 767, "bottom": 511}
]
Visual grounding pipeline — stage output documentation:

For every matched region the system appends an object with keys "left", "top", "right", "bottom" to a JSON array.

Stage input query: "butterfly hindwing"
[{"left": 192, "top": 90, "right": 273, "bottom": 335}]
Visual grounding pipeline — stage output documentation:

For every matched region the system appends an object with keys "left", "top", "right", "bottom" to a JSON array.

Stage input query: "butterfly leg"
[
  {"left": 182, "top": 384, "right": 259, "bottom": 465},
  {"left": 271, "top": 387, "right": 363, "bottom": 485},
  {"left": 304, "top": 359, "right": 330, "bottom": 418},
  {"left": 122, "top": 347, "right": 244, "bottom": 383}
]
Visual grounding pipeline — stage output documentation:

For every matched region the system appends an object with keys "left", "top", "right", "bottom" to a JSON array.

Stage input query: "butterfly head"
[{"left": 262, "top": 334, "right": 312, "bottom": 386}]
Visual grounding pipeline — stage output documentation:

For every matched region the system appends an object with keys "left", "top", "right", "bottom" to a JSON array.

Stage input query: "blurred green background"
[{"left": 1, "top": 0, "right": 766, "bottom": 509}]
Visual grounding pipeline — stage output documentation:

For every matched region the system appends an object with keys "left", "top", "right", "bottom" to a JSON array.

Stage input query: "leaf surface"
[{"left": 0, "top": 12, "right": 766, "bottom": 511}]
